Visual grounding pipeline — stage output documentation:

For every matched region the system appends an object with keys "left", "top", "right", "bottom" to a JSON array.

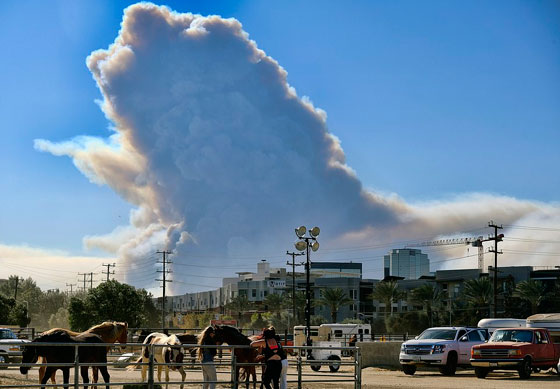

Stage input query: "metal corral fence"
[{"left": 0, "top": 341, "right": 361, "bottom": 389}]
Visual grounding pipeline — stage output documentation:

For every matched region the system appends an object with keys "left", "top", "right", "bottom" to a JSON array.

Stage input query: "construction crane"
[{"left": 405, "top": 236, "right": 487, "bottom": 272}]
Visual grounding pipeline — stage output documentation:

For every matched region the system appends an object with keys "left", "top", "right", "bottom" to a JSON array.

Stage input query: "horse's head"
[
  {"left": 116, "top": 322, "right": 128, "bottom": 351},
  {"left": 20, "top": 344, "right": 37, "bottom": 374},
  {"left": 212, "top": 325, "right": 224, "bottom": 345}
]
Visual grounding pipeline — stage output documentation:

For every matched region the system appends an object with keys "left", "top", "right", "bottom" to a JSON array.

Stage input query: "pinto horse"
[
  {"left": 128, "top": 332, "right": 186, "bottom": 389},
  {"left": 38, "top": 321, "right": 128, "bottom": 388},
  {"left": 213, "top": 325, "right": 258, "bottom": 389},
  {"left": 20, "top": 330, "right": 110, "bottom": 389}
]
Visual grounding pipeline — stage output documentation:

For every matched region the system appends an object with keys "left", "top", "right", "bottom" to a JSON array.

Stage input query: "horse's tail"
[{"left": 126, "top": 356, "right": 143, "bottom": 370}]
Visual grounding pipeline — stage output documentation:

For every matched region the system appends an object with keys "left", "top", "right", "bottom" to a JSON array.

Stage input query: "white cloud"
[
  {"left": 0, "top": 243, "right": 113, "bottom": 291},
  {"left": 33, "top": 3, "right": 560, "bottom": 292}
]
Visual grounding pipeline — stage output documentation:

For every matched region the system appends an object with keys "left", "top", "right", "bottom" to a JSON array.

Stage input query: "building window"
[
  {"left": 349, "top": 289, "right": 358, "bottom": 299},
  {"left": 252, "top": 289, "right": 256, "bottom": 298}
]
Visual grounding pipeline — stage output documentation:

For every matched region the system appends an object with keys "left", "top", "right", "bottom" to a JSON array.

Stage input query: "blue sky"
[{"left": 1, "top": 1, "right": 559, "bottom": 290}]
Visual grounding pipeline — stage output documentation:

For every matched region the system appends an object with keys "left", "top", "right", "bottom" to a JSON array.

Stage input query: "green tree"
[
  {"left": 369, "top": 281, "right": 405, "bottom": 318},
  {"left": 285, "top": 291, "right": 306, "bottom": 324},
  {"left": 316, "top": 288, "right": 353, "bottom": 323},
  {"left": 0, "top": 295, "right": 15, "bottom": 324},
  {"left": 411, "top": 283, "right": 442, "bottom": 327},
  {"left": 263, "top": 293, "right": 286, "bottom": 321},
  {"left": 9, "top": 303, "right": 30, "bottom": 327},
  {"left": 251, "top": 313, "right": 268, "bottom": 330},
  {"left": 225, "top": 294, "right": 253, "bottom": 326},
  {"left": 68, "top": 280, "right": 158, "bottom": 331},
  {"left": 48, "top": 307, "right": 70, "bottom": 329},
  {"left": 0, "top": 276, "right": 42, "bottom": 324},
  {"left": 515, "top": 280, "right": 547, "bottom": 315},
  {"left": 35, "top": 289, "right": 69, "bottom": 328},
  {"left": 461, "top": 278, "right": 492, "bottom": 320}
]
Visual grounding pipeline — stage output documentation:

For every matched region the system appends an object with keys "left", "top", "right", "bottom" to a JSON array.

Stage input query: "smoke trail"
[{"left": 34, "top": 3, "right": 560, "bottom": 289}]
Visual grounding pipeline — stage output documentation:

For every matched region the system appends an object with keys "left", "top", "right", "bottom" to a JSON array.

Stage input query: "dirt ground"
[{"left": 1, "top": 364, "right": 559, "bottom": 388}]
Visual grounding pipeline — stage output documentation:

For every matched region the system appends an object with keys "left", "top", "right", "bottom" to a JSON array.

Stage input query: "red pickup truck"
[{"left": 471, "top": 327, "right": 560, "bottom": 379}]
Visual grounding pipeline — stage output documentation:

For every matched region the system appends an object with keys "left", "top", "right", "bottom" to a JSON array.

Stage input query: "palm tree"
[
  {"left": 316, "top": 288, "right": 353, "bottom": 323},
  {"left": 515, "top": 280, "right": 547, "bottom": 315},
  {"left": 462, "top": 278, "right": 492, "bottom": 318},
  {"left": 369, "top": 281, "right": 405, "bottom": 318},
  {"left": 285, "top": 291, "right": 306, "bottom": 324},
  {"left": 263, "top": 293, "right": 286, "bottom": 321},
  {"left": 411, "top": 283, "right": 442, "bottom": 326},
  {"left": 225, "top": 294, "right": 252, "bottom": 325}
]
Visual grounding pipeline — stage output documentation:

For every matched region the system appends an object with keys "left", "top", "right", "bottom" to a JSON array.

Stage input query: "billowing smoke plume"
[{"left": 35, "top": 3, "right": 560, "bottom": 290}]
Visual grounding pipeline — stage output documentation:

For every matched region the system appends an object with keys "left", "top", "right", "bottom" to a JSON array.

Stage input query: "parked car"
[
  {"left": 0, "top": 328, "right": 30, "bottom": 366},
  {"left": 471, "top": 327, "right": 560, "bottom": 379},
  {"left": 399, "top": 326, "right": 488, "bottom": 376}
]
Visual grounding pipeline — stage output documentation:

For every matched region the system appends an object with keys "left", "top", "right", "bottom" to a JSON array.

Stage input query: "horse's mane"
[
  {"left": 218, "top": 325, "right": 251, "bottom": 345},
  {"left": 87, "top": 321, "right": 127, "bottom": 339}
]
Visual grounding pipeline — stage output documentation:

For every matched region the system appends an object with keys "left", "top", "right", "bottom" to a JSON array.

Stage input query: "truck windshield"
[
  {"left": 0, "top": 330, "right": 17, "bottom": 339},
  {"left": 490, "top": 330, "right": 533, "bottom": 343},
  {"left": 417, "top": 329, "right": 457, "bottom": 340}
]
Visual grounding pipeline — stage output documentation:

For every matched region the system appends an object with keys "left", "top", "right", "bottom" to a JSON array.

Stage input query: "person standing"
[
  {"left": 251, "top": 327, "right": 284, "bottom": 389},
  {"left": 198, "top": 326, "right": 218, "bottom": 389}
]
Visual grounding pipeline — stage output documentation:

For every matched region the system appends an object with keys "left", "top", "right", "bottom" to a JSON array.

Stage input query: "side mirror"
[
  {"left": 460, "top": 336, "right": 468, "bottom": 342},
  {"left": 414, "top": 336, "right": 418, "bottom": 340}
]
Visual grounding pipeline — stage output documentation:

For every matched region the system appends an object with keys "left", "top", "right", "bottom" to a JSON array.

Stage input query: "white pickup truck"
[
  {"left": 0, "top": 328, "right": 29, "bottom": 367},
  {"left": 399, "top": 326, "right": 489, "bottom": 375}
]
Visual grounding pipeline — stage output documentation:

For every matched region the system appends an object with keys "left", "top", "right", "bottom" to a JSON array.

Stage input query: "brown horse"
[
  {"left": 213, "top": 325, "right": 258, "bottom": 389},
  {"left": 21, "top": 330, "right": 111, "bottom": 389},
  {"left": 39, "top": 321, "right": 128, "bottom": 388}
]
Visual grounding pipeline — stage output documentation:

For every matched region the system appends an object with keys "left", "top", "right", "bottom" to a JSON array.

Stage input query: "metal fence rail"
[{"left": 0, "top": 341, "right": 361, "bottom": 388}]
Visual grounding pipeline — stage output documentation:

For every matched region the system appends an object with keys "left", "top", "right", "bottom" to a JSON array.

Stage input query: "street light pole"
[{"left": 294, "top": 226, "right": 320, "bottom": 359}]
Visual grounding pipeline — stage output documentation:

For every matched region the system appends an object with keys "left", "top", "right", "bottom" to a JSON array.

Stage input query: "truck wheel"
[
  {"left": 308, "top": 356, "right": 321, "bottom": 372},
  {"left": 474, "top": 367, "right": 489, "bottom": 379},
  {"left": 439, "top": 352, "right": 457, "bottom": 376},
  {"left": 402, "top": 365, "right": 416, "bottom": 375},
  {"left": 518, "top": 358, "right": 532, "bottom": 379},
  {"left": 328, "top": 355, "right": 341, "bottom": 372},
  {"left": 0, "top": 353, "right": 8, "bottom": 370}
]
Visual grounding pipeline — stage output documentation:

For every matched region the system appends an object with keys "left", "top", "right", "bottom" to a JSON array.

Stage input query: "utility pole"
[
  {"left": 13, "top": 276, "right": 23, "bottom": 300},
  {"left": 66, "top": 283, "right": 76, "bottom": 295},
  {"left": 89, "top": 272, "right": 94, "bottom": 290},
  {"left": 488, "top": 221, "right": 504, "bottom": 318},
  {"left": 78, "top": 273, "right": 88, "bottom": 292},
  {"left": 286, "top": 251, "right": 305, "bottom": 324},
  {"left": 102, "top": 263, "right": 116, "bottom": 282},
  {"left": 156, "top": 250, "right": 173, "bottom": 332}
]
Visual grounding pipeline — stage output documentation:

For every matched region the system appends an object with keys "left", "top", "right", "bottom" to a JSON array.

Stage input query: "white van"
[{"left": 477, "top": 318, "right": 526, "bottom": 335}]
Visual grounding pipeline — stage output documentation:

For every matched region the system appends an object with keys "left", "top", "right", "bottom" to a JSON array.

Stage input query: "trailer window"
[{"left": 334, "top": 330, "right": 343, "bottom": 338}]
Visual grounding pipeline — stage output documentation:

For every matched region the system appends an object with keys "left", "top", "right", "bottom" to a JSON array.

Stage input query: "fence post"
[
  {"left": 74, "top": 344, "right": 79, "bottom": 389},
  {"left": 148, "top": 344, "right": 154, "bottom": 389},
  {"left": 355, "top": 347, "right": 362, "bottom": 389},
  {"left": 231, "top": 347, "right": 237, "bottom": 389},
  {"left": 297, "top": 351, "right": 302, "bottom": 389}
]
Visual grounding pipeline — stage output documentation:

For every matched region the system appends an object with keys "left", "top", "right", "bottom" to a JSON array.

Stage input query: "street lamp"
[{"left": 294, "top": 225, "right": 320, "bottom": 358}]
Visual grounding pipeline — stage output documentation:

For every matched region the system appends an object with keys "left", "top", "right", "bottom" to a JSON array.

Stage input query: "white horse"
[{"left": 129, "top": 332, "right": 186, "bottom": 389}]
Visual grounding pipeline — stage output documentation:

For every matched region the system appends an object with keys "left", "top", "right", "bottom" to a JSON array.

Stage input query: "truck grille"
[
  {"left": 405, "top": 346, "right": 432, "bottom": 355},
  {"left": 479, "top": 349, "right": 509, "bottom": 358}
]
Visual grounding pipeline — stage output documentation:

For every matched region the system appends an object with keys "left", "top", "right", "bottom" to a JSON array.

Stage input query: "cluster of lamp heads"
[{"left": 294, "top": 226, "right": 320, "bottom": 252}]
